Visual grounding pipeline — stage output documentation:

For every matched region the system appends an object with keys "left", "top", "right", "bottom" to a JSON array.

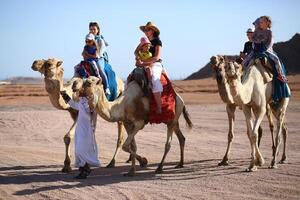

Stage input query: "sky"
[{"left": 0, "top": 0, "right": 299, "bottom": 80}]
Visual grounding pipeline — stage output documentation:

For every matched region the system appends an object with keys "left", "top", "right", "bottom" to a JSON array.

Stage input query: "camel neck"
[
  {"left": 44, "top": 77, "right": 69, "bottom": 110},
  {"left": 228, "top": 68, "right": 256, "bottom": 105},
  {"left": 95, "top": 85, "right": 124, "bottom": 122},
  {"left": 215, "top": 70, "right": 234, "bottom": 104}
]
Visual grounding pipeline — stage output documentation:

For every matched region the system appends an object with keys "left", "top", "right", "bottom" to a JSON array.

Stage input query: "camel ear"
[{"left": 57, "top": 61, "right": 63, "bottom": 67}]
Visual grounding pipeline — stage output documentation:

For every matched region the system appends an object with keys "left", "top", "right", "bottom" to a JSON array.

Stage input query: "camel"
[
  {"left": 222, "top": 57, "right": 289, "bottom": 171},
  {"left": 31, "top": 58, "right": 125, "bottom": 172},
  {"left": 75, "top": 76, "right": 193, "bottom": 176},
  {"left": 210, "top": 55, "right": 269, "bottom": 166}
]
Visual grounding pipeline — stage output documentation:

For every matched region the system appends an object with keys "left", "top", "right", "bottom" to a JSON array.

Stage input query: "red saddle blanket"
[{"left": 149, "top": 73, "right": 176, "bottom": 123}]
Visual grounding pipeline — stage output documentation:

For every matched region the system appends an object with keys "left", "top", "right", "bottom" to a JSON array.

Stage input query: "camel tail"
[{"left": 183, "top": 105, "right": 193, "bottom": 129}]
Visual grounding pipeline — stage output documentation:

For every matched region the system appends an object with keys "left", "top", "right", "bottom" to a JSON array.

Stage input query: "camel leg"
[
  {"left": 252, "top": 105, "right": 266, "bottom": 168},
  {"left": 270, "top": 99, "right": 288, "bottom": 168},
  {"left": 243, "top": 105, "right": 257, "bottom": 172},
  {"left": 122, "top": 121, "right": 144, "bottom": 176},
  {"left": 174, "top": 122, "right": 186, "bottom": 169},
  {"left": 106, "top": 121, "right": 125, "bottom": 168},
  {"left": 266, "top": 104, "right": 276, "bottom": 160},
  {"left": 219, "top": 104, "right": 236, "bottom": 166},
  {"left": 257, "top": 126, "right": 263, "bottom": 147},
  {"left": 279, "top": 123, "right": 288, "bottom": 164},
  {"left": 155, "top": 123, "right": 174, "bottom": 173},
  {"left": 62, "top": 121, "right": 76, "bottom": 173}
]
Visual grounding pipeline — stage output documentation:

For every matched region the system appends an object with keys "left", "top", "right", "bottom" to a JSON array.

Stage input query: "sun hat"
[
  {"left": 139, "top": 37, "right": 151, "bottom": 47},
  {"left": 246, "top": 27, "right": 254, "bottom": 33},
  {"left": 252, "top": 17, "right": 260, "bottom": 27},
  {"left": 85, "top": 33, "right": 95, "bottom": 41},
  {"left": 139, "top": 22, "right": 160, "bottom": 35}
]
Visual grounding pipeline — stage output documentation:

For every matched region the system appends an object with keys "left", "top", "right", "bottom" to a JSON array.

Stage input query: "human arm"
[{"left": 97, "top": 38, "right": 106, "bottom": 58}]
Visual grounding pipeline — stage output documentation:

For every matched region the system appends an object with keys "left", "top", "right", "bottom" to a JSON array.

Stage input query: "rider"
[{"left": 136, "top": 22, "right": 164, "bottom": 114}]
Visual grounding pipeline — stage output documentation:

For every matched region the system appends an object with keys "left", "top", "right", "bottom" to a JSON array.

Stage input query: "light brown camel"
[
  {"left": 31, "top": 58, "right": 125, "bottom": 172},
  {"left": 76, "top": 76, "right": 193, "bottom": 176},
  {"left": 210, "top": 55, "right": 268, "bottom": 166},
  {"left": 223, "top": 58, "right": 289, "bottom": 171}
]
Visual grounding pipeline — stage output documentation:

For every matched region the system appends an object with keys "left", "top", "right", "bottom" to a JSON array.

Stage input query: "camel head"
[
  {"left": 31, "top": 58, "right": 64, "bottom": 80},
  {"left": 210, "top": 55, "right": 227, "bottom": 83},
  {"left": 72, "top": 76, "right": 102, "bottom": 108},
  {"left": 83, "top": 76, "right": 102, "bottom": 110},
  {"left": 224, "top": 61, "right": 243, "bottom": 87}
]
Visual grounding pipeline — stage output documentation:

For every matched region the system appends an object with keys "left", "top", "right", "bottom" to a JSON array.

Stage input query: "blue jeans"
[{"left": 96, "top": 57, "right": 109, "bottom": 90}]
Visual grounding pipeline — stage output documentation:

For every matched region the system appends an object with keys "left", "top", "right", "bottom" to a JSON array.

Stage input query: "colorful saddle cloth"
[{"left": 149, "top": 73, "right": 176, "bottom": 124}]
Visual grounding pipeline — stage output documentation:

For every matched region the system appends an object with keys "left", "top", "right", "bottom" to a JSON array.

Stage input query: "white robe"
[{"left": 68, "top": 97, "right": 100, "bottom": 167}]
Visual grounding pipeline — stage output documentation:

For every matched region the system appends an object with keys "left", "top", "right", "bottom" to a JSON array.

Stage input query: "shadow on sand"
[{"left": 0, "top": 158, "right": 254, "bottom": 196}]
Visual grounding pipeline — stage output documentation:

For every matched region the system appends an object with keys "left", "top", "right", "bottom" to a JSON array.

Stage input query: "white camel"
[
  {"left": 75, "top": 76, "right": 193, "bottom": 176},
  {"left": 223, "top": 57, "right": 289, "bottom": 171},
  {"left": 31, "top": 58, "right": 125, "bottom": 172}
]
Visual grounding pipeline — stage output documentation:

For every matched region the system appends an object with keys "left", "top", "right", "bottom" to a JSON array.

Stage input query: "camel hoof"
[
  {"left": 106, "top": 159, "right": 115, "bottom": 168},
  {"left": 61, "top": 166, "right": 72, "bottom": 173},
  {"left": 218, "top": 160, "right": 229, "bottom": 166},
  {"left": 279, "top": 159, "right": 287, "bottom": 164},
  {"left": 123, "top": 169, "right": 135, "bottom": 177},
  {"left": 155, "top": 167, "right": 163, "bottom": 174},
  {"left": 268, "top": 164, "right": 278, "bottom": 169},
  {"left": 255, "top": 157, "right": 265, "bottom": 167},
  {"left": 245, "top": 166, "right": 257, "bottom": 172},
  {"left": 139, "top": 157, "right": 148, "bottom": 168},
  {"left": 175, "top": 163, "right": 184, "bottom": 169}
]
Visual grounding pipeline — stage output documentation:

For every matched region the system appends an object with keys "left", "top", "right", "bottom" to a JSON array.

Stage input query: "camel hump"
[{"left": 253, "top": 58, "right": 273, "bottom": 83}]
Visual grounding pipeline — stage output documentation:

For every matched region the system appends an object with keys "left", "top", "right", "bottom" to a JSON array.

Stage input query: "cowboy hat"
[{"left": 140, "top": 22, "right": 160, "bottom": 35}]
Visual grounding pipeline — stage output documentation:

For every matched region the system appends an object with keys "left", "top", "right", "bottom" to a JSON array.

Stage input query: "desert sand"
[{"left": 0, "top": 76, "right": 299, "bottom": 200}]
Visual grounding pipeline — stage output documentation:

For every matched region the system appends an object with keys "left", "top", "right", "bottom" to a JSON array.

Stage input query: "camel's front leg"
[
  {"left": 219, "top": 104, "right": 236, "bottom": 166},
  {"left": 106, "top": 121, "right": 125, "bottom": 168},
  {"left": 252, "top": 106, "right": 266, "bottom": 168},
  {"left": 122, "top": 121, "right": 143, "bottom": 176},
  {"left": 243, "top": 105, "right": 257, "bottom": 172},
  {"left": 155, "top": 123, "right": 175, "bottom": 173},
  {"left": 62, "top": 121, "right": 77, "bottom": 173}
]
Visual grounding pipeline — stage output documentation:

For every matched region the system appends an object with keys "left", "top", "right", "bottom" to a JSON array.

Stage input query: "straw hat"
[{"left": 139, "top": 22, "right": 160, "bottom": 35}]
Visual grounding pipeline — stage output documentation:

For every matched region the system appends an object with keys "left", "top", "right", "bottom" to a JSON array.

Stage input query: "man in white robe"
[{"left": 61, "top": 91, "right": 100, "bottom": 179}]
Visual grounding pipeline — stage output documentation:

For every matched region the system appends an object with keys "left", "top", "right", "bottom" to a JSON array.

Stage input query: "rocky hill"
[{"left": 186, "top": 33, "right": 300, "bottom": 80}]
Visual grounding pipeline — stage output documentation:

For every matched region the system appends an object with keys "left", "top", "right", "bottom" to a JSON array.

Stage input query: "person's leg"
[
  {"left": 151, "top": 63, "right": 163, "bottom": 114},
  {"left": 96, "top": 58, "right": 111, "bottom": 94},
  {"left": 268, "top": 53, "right": 287, "bottom": 82},
  {"left": 90, "top": 60, "right": 100, "bottom": 78}
]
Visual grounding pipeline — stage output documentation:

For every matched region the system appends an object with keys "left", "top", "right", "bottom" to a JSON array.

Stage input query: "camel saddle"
[
  {"left": 128, "top": 67, "right": 176, "bottom": 123},
  {"left": 251, "top": 58, "right": 273, "bottom": 83}
]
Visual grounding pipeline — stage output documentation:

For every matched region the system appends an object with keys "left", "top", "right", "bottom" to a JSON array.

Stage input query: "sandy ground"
[{"left": 0, "top": 77, "right": 300, "bottom": 200}]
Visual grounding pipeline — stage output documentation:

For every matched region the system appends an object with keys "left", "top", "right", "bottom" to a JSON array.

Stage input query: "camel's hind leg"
[
  {"left": 174, "top": 122, "right": 185, "bottom": 169},
  {"left": 106, "top": 121, "right": 125, "bottom": 168},
  {"left": 279, "top": 123, "right": 288, "bottom": 164},
  {"left": 219, "top": 104, "right": 236, "bottom": 166},
  {"left": 155, "top": 123, "right": 175, "bottom": 173},
  {"left": 270, "top": 98, "right": 289, "bottom": 168},
  {"left": 62, "top": 121, "right": 77, "bottom": 173}
]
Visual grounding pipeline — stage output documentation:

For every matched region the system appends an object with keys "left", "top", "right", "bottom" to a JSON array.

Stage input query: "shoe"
[{"left": 105, "top": 88, "right": 111, "bottom": 96}]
